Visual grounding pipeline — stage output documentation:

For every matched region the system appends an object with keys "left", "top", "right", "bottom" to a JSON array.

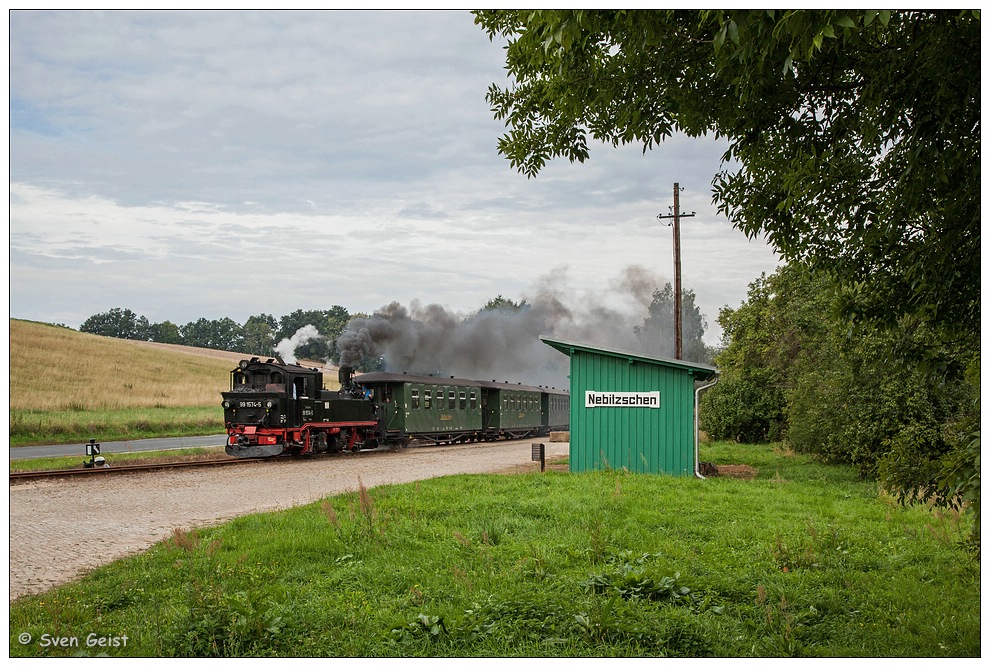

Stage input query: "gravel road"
[{"left": 8, "top": 438, "right": 567, "bottom": 601}]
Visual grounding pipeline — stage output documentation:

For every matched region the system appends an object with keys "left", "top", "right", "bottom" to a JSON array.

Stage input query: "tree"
[
  {"left": 180, "top": 317, "right": 243, "bottom": 351},
  {"left": 476, "top": 9, "right": 980, "bottom": 546},
  {"left": 79, "top": 307, "right": 142, "bottom": 339},
  {"left": 633, "top": 284, "right": 711, "bottom": 363},
  {"left": 147, "top": 320, "right": 182, "bottom": 344},
  {"left": 480, "top": 294, "right": 528, "bottom": 313},
  {"left": 701, "top": 264, "right": 832, "bottom": 443},
  {"left": 474, "top": 10, "right": 979, "bottom": 344},
  {"left": 786, "top": 314, "right": 974, "bottom": 480},
  {"left": 701, "top": 262, "right": 980, "bottom": 550},
  {"left": 241, "top": 314, "right": 278, "bottom": 356}
]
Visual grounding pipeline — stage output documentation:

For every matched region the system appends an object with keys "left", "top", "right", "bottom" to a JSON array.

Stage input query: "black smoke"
[{"left": 335, "top": 266, "right": 674, "bottom": 387}]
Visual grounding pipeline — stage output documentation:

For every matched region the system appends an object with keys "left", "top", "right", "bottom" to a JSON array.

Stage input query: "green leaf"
[
  {"left": 714, "top": 25, "right": 726, "bottom": 49},
  {"left": 727, "top": 19, "right": 739, "bottom": 45}
]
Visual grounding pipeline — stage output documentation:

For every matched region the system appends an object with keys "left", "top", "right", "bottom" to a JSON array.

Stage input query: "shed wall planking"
[{"left": 566, "top": 349, "right": 701, "bottom": 475}]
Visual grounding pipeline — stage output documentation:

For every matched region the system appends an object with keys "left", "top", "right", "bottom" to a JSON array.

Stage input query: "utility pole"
[{"left": 657, "top": 183, "right": 695, "bottom": 360}]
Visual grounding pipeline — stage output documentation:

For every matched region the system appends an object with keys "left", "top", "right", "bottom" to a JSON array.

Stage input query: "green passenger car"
[
  {"left": 543, "top": 389, "right": 569, "bottom": 431},
  {"left": 355, "top": 372, "right": 570, "bottom": 445},
  {"left": 355, "top": 372, "right": 485, "bottom": 444},
  {"left": 478, "top": 382, "right": 543, "bottom": 438}
]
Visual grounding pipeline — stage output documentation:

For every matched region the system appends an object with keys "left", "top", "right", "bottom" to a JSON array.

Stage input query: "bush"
[{"left": 701, "top": 374, "right": 785, "bottom": 443}]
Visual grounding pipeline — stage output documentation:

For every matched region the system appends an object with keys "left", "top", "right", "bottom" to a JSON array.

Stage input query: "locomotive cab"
[
  {"left": 223, "top": 358, "right": 379, "bottom": 458},
  {"left": 222, "top": 358, "right": 316, "bottom": 453}
]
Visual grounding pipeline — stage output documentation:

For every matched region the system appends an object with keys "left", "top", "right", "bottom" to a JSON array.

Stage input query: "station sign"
[{"left": 585, "top": 391, "right": 661, "bottom": 408}]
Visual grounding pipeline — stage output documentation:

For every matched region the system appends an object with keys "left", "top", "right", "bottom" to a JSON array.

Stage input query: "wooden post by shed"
[{"left": 541, "top": 336, "right": 718, "bottom": 476}]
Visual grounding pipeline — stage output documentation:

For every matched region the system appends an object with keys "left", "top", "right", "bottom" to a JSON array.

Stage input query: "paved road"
[{"left": 8, "top": 435, "right": 227, "bottom": 460}]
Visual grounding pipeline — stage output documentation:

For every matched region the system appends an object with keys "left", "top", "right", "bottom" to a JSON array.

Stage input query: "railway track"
[
  {"left": 9, "top": 456, "right": 272, "bottom": 481},
  {"left": 8, "top": 435, "right": 545, "bottom": 482},
  {"left": 8, "top": 445, "right": 405, "bottom": 482}
]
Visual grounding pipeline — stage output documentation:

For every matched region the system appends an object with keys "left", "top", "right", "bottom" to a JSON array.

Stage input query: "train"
[{"left": 222, "top": 357, "right": 569, "bottom": 458}]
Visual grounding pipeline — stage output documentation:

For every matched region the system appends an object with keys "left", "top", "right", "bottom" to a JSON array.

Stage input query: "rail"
[
  {"left": 9, "top": 457, "right": 273, "bottom": 481},
  {"left": 8, "top": 435, "right": 534, "bottom": 482}
]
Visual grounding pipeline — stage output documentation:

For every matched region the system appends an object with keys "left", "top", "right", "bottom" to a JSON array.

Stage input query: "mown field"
[
  {"left": 8, "top": 319, "right": 337, "bottom": 446},
  {"left": 8, "top": 442, "right": 979, "bottom": 658}
]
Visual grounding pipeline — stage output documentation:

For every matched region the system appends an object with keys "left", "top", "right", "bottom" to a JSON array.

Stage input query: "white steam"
[{"left": 275, "top": 324, "right": 324, "bottom": 365}]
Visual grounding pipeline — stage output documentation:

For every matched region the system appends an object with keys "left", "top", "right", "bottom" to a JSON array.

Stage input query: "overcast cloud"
[{"left": 9, "top": 10, "right": 780, "bottom": 348}]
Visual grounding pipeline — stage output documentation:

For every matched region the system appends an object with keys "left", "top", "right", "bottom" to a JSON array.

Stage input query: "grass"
[
  {"left": 9, "top": 406, "right": 224, "bottom": 447},
  {"left": 9, "top": 447, "right": 226, "bottom": 473},
  {"left": 9, "top": 319, "right": 234, "bottom": 445},
  {"left": 8, "top": 442, "right": 979, "bottom": 657},
  {"left": 8, "top": 319, "right": 338, "bottom": 446},
  {"left": 9, "top": 319, "right": 235, "bottom": 411}
]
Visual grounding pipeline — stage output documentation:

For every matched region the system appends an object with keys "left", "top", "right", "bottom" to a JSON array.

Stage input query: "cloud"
[
  {"left": 9, "top": 10, "right": 780, "bottom": 347},
  {"left": 10, "top": 10, "right": 505, "bottom": 209}
]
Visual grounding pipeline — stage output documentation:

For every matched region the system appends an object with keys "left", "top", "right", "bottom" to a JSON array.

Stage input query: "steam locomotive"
[{"left": 222, "top": 357, "right": 569, "bottom": 458}]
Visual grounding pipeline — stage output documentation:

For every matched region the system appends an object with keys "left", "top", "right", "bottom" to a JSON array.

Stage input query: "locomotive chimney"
[{"left": 338, "top": 364, "right": 355, "bottom": 389}]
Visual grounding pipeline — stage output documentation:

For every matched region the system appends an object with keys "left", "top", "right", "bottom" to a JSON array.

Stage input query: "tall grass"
[
  {"left": 9, "top": 319, "right": 234, "bottom": 411},
  {"left": 9, "top": 319, "right": 234, "bottom": 444},
  {"left": 8, "top": 319, "right": 338, "bottom": 445},
  {"left": 8, "top": 443, "right": 979, "bottom": 657}
]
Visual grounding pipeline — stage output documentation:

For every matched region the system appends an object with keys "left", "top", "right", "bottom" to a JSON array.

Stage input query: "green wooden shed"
[{"left": 541, "top": 336, "right": 719, "bottom": 477}]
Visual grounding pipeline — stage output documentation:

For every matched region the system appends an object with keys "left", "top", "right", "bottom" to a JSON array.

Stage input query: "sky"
[{"left": 8, "top": 10, "right": 781, "bottom": 349}]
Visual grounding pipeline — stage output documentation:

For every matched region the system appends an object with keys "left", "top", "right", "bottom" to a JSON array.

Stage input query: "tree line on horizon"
[
  {"left": 75, "top": 286, "right": 716, "bottom": 368},
  {"left": 77, "top": 307, "right": 352, "bottom": 362}
]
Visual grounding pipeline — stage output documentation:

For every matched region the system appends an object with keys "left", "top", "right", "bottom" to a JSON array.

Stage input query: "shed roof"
[{"left": 540, "top": 336, "right": 718, "bottom": 381}]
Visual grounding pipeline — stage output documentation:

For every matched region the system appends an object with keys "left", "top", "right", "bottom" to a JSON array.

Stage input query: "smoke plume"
[
  {"left": 275, "top": 324, "right": 324, "bottom": 365},
  {"left": 335, "top": 265, "right": 672, "bottom": 387}
]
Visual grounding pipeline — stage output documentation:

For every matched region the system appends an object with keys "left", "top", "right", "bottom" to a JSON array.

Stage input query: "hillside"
[{"left": 9, "top": 319, "right": 340, "bottom": 412}]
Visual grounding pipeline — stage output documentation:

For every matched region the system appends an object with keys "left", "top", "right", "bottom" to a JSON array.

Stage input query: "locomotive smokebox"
[{"left": 338, "top": 364, "right": 356, "bottom": 389}]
